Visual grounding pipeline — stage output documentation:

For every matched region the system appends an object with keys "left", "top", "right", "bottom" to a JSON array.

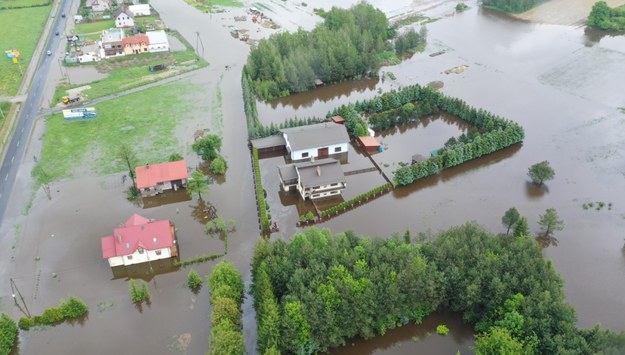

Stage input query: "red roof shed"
[
  {"left": 135, "top": 160, "right": 188, "bottom": 189},
  {"left": 358, "top": 136, "right": 380, "bottom": 151},
  {"left": 331, "top": 115, "right": 345, "bottom": 124}
]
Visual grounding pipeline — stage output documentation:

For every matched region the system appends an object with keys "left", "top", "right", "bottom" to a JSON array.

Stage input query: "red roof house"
[
  {"left": 135, "top": 160, "right": 188, "bottom": 196},
  {"left": 122, "top": 34, "right": 148, "bottom": 55},
  {"left": 101, "top": 213, "right": 177, "bottom": 267}
]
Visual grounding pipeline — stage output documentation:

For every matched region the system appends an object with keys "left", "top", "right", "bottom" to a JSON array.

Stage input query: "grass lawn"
[
  {"left": 0, "top": 0, "right": 50, "bottom": 9},
  {"left": 134, "top": 16, "right": 160, "bottom": 28},
  {"left": 36, "top": 82, "right": 199, "bottom": 183},
  {"left": 53, "top": 31, "right": 207, "bottom": 104},
  {"left": 0, "top": 101, "right": 10, "bottom": 128},
  {"left": 72, "top": 20, "right": 115, "bottom": 34},
  {"left": 0, "top": 5, "right": 51, "bottom": 96},
  {"left": 184, "top": 0, "right": 244, "bottom": 13}
]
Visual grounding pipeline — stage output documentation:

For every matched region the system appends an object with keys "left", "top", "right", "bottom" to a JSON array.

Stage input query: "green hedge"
[
  {"left": 320, "top": 183, "right": 392, "bottom": 219},
  {"left": 18, "top": 296, "right": 88, "bottom": 330},
  {"left": 0, "top": 313, "right": 18, "bottom": 355},
  {"left": 208, "top": 262, "right": 244, "bottom": 355},
  {"left": 252, "top": 148, "right": 270, "bottom": 232},
  {"left": 174, "top": 253, "right": 224, "bottom": 268},
  {"left": 327, "top": 84, "right": 524, "bottom": 186}
]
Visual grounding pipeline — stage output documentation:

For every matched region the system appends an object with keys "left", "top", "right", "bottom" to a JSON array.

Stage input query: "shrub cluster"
[
  {"left": 252, "top": 148, "right": 270, "bottom": 232},
  {"left": 0, "top": 313, "right": 17, "bottom": 355},
  {"left": 208, "top": 262, "right": 244, "bottom": 355},
  {"left": 587, "top": 1, "right": 625, "bottom": 31},
  {"left": 18, "top": 296, "right": 88, "bottom": 330},
  {"left": 320, "top": 184, "right": 391, "bottom": 219}
]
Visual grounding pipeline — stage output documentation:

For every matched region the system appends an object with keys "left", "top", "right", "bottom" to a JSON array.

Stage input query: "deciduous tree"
[
  {"left": 538, "top": 208, "right": 564, "bottom": 236},
  {"left": 186, "top": 170, "right": 210, "bottom": 201},
  {"left": 502, "top": 207, "right": 520, "bottom": 235},
  {"left": 528, "top": 161, "right": 555, "bottom": 185}
]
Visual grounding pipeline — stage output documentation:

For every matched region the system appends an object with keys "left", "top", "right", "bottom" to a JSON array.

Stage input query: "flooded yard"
[{"left": 2, "top": 0, "right": 625, "bottom": 353}]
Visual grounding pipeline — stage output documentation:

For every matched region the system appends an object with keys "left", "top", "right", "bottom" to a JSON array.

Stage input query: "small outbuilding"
[
  {"left": 129, "top": 4, "right": 151, "bottom": 16},
  {"left": 331, "top": 115, "right": 345, "bottom": 124},
  {"left": 135, "top": 160, "right": 188, "bottom": 197},
  {"left": 357, "top": 136, "right": 380, "bottom": 151}
]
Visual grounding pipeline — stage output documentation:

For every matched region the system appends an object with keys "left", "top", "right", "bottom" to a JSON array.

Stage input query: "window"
[
  {"left": 155, "top": 250, "right": 162, "bottom": 255},
  {"left": 127, "top": 255, "right": 133, "bottom": 260},
  {"left": 330, "top": 183, "right": 338, "bottom": 187},
  {"left": 312, "top": 194, "right": 319, "bottom": 198},
  {"left": 301, "top": 152, "right": 309, "bottom": 158},
  {"left": 334, "top": 147, "right": 342, "bottom": 153},
  {"left": 138, "top": 248, "right": 144, "bottom": 254}
]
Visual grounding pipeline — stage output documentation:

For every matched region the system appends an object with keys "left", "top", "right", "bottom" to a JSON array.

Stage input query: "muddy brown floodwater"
[{"left": 2, "top": 0, "right": 625, "bottom": 354}]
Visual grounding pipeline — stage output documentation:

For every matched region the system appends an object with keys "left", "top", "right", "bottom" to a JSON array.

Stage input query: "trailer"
[
  {"left": 63, "top": 107, "right": 97, "bottom": 120},
  {"left": 62, "top": 95, "right": 81, "bottom": 105}
]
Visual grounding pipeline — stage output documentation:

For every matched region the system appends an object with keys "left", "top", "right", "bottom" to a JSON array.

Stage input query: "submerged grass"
[
  {"left": 37, "top": 82, "right": 197, "bottom": 183},
  {"left": 184, "top": 0, "right": 243, "bottom": 13}
]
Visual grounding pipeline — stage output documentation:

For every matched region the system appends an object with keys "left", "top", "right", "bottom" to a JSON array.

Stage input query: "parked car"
[
  {"left": 47, "top": 50, "right": 51, "bottom": 56},
  {"left": 61, "top": 13, "right": 66, "bottom": 18},
  {"left": 55, "top": 31, "right": 59, "bottom": 36}
]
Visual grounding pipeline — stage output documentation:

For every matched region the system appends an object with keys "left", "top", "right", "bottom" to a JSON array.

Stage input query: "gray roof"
[
  {"left": 295, "top": 159, "right": 345, "bottom": 188},
  {"left": 250, "top": 135, "right": 286, "bottom": 150},
  {"left": 281, "top": 123, "right": 349, "bottom": 152},
  {"left": 277, "top": 164, "right": 297, "bottom": 184}
]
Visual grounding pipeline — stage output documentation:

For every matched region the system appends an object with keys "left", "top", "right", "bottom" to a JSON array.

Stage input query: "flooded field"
[
  {"left": 2, "top": 0, "right": 625, "bottom": 354},
  {"left": 64, "top": 65, "right": 108, "bottom": 85}
]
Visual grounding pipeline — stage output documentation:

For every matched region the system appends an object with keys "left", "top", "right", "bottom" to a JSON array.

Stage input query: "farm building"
[
  {"left": 129, "top": 4, "right": 151, "bottom": 16},
  {"left": 146, "top": 30, "right": 170, "bottom": 53}
]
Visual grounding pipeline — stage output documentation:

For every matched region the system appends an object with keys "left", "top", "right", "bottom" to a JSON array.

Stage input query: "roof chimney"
[{"left": 316, "top": 166, "right": 321, "bottom": 176}]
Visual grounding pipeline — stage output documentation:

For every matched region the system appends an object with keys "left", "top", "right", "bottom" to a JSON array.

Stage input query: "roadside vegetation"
[
  {"left": 184, "top": 0, "right": 243, "bottom": 13},
  {"left": 36, "top": 82, "right": 195, "bottom": 184},
  {"left": 0, "top": 4, "right": 51, "bottom": 96},
  {"left": 208, "top": 261, "right": 244, "bottom": 355},
  {"left": 0, "top": 101, "right": 10, "bottom": 128},
  {"left": 482, "top": 0, "right": 540, "bottom": 13},
  {"left": 587, "top": 1, "right": 625, "bottom": 31},
  {"left": 251, "top": 224, "right": 625, "bottom": 354},
  {"left": 53, "top": 31, "right": 206, "bottom": 104},
  {"left": 246, "top": 3, "right": 426, "bottom": 100}
]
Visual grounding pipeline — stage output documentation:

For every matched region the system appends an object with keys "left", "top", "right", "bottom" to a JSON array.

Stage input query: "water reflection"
[
  {"left": 525, "top": 181, "right": 549, "bottom": 199},
  {"left": 110, "top": 258, "right": 179, "bottom": 281}
]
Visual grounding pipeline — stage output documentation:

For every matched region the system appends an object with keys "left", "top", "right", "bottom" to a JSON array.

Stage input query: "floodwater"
[
  {"left": 2, "top": 0, "right": 625, "bottom": 354},
  {"left": 64, "top": 65, "right": 108, "bottom": 85}
]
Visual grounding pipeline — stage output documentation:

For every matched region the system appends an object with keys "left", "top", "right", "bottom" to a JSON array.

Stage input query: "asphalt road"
[{"left": 0, "top": 0, "right": 71, "bottom": 220}]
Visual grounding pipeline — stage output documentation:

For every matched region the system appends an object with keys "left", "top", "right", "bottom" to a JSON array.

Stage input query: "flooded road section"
[{"left": 2, "top": 0, "right": 625, "bottom": 354}]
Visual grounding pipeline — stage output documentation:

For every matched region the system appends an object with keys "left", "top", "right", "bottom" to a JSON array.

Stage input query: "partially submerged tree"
[
  {"left": 205, "top": 217, "right": 236, "bottom": 236},
  {"left": 210, "top": 156, "right": 228, "bottom": 175},
  {"left": 512, "top": 216, "right": 530, "bottom": 238},
  {"left": 192, "top": 134, "right": 222, "bottom": 161},
  {"left": 528, "top": 161, "right": 555, "bottom": 186},
  {"left": 502, "top": 207, "right": 520, "bottom": 235},
  {"left": 538, "top": 208, "right": 564, "bottom": 236},
  {"left": 117, "top": 143, "right": 138, "bottom": 186},
  {"left": 187, "top": 170, "right": 210, "bottom": 201}
]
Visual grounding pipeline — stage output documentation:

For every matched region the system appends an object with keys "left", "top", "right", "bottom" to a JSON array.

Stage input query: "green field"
[
  {"left": 0, "top": 0, "right": 50, "bottom": 9},
  {"left": 0, "top": 5, "right": 51, "bottom": 95},
  {"left": 54, "top": 32, "right": 206, "bottom": 104},
  {"left": 0, "top": 101, "right": 10, "bottom": 127},
  {"left": 183, "top": 0, "right": 243, "bottom": 13},
  {"left": 72, "top": 20, "right": 115, "bottom": 34},
  {"left": 36, "top": 82, "right": 198, "bottom": 183}
]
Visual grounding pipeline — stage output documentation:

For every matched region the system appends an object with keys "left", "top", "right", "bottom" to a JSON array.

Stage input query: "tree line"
[
  {"left": 251, "top": 225, "right": 625, "bottom": 354},
  {"left": 587, "top": 1, "right": 625, "bottom": 31},
  {"left": 246, "top": 3, "right": 426, "bottom": 101},
  {"left": 208, "top": 261, "right": 245, "bottom": 355},
  {"left": 482, "top": 0, "right": 539, "bottom": 13}
]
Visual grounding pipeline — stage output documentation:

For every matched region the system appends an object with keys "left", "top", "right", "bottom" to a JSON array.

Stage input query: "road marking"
[
  {"left": 11, "top": 156, "right": 14, "bottom": 163},
  {"left": 17, "top": 140, "right": 20, "bottom": 147},
  {"left": 4, "top": 174, "right": 7, "bottom": 181},
  {"left": 21, "top": 128, "right": 24, "bottom": 133}
]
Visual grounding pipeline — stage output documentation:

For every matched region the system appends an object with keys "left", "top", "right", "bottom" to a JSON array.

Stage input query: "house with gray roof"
[
  {"left": 281, "top": 123, "right": 349, "bottom": 161},
  {"left": 278, "top": 158, "right": 346, "bottom": 200}
]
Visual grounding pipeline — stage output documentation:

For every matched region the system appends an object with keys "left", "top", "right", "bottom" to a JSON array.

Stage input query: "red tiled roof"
[
  {"left": 101, "top": 214, "right": 174, "bottom": 259},
  {"left": 135, "top": 160, "right": 188, "bottom": 189},
  {"left": 358, "top": 136, "right": 380, "bottom": 148},
  {"left": 331, "top": 115, "right": 345, "bottom": 123},
  {"left": 122, "top": 35, "right": 148, "bottom": 46}
]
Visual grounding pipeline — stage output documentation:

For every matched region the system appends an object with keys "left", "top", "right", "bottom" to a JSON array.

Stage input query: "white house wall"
[
  {"left": 111, "top": 247, "right": 172, "bottom": 266},
  {"left": 290, "top": 142, "right": 348, "bottom": 161},
  {"left": 148, "top": 44, "right": 169, "bottom": 53}
]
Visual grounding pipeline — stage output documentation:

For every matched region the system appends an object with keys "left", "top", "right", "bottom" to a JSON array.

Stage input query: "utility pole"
[
  {"left": 195, "top": 32, "right": 204, "bottom": 58},
  {"left": 10, "top": 278, "right": 32, "bottom": 318}
]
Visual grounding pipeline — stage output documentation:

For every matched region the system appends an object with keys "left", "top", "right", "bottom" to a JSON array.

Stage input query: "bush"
[
  {"left": 129, "top": 279, "right": 150, "bottom": 303},
  {"left": 18, "top": 317, "right": 34, "bottom": 331},
  {"left": 208, "top": 262, "right": 244, "bottom": 355},
  {"left": 175, "top": 253, "right": 224, "bottom": 267},
  {"left": 187, "top": 269, "right": 203, "bottom": 290},
  {"left": 0, "top": 313, "right": 18, "bottom": 354},
  {"left": 169, "top": 152, "right": 183, "bottom": 161},
  {"left": 436, "top": 324, "right": 450, "bottom": 335},
  {"left": 59, "top": 296, "right": 89, "bottom": 318},
  {"left": 210, "top": 156, "right": 228, "bottom": 175},
  {"left": 39, "top": 307, "right": 64, "bottom": 324}
]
